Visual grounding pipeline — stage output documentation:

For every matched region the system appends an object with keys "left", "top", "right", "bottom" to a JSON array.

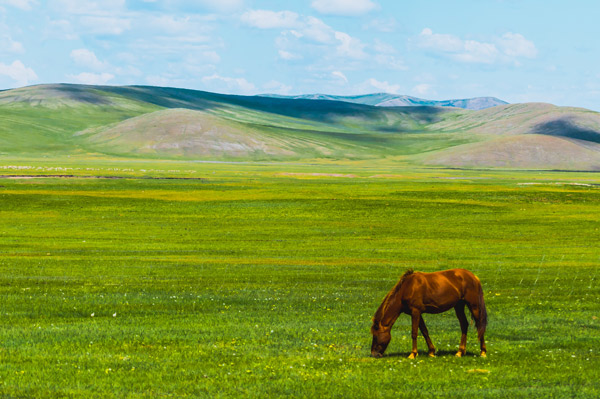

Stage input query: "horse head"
[{"left": 370, "top": 322, "right": 391, "bottom": 358}]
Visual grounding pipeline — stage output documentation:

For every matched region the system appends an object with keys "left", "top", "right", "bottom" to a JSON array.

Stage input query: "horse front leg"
[
  {"left": 408, "top": 310, "right": 420, "bottom": 359},
  {"left": 419, "top": 315, "right": 436, "bottom": 357}
]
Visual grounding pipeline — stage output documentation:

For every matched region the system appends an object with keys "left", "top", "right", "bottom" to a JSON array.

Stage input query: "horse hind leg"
[
  {"left": 454, "top": 302, "right": 468, "bottom": 357},
  {"left": 418, "top": 316, "right": 436, "bottom": 357},
  {"left": 466, "top": 302, "right": 487, "bottom": 357}
]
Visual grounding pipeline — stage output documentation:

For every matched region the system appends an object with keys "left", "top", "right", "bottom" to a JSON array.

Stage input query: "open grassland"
[{"left": 0, "top": 161, "right": 599, "bottom": 398}]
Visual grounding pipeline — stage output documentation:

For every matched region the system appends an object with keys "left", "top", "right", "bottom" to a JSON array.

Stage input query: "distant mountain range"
[
  {"left": 260, "top": 93, "right": 508, "bottom": 110},
  {"left": 1, "top": 84, "right": 599, "bottom": 170}
]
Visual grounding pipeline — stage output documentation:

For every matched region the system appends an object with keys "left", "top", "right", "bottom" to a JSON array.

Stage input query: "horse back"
[{"left": 402, "top": 269, "right": 481, "bottom": 313}]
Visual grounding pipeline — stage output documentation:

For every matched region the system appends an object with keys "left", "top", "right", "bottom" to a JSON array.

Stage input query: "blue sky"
[{"left": 1, "top": 0, "right": 599, "bottom": 110}]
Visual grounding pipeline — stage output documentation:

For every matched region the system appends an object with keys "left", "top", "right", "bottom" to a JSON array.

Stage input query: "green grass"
[
  {"left": 0, "top": 161, "right": 599, "bottom": 397},
  {"left": 0, "top": 94, "right": 160, "bottom": 157}
]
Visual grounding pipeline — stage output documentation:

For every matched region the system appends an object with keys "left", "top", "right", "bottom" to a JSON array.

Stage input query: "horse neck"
[{"left": 376, "top": 287, "right": 404, "bottom": 329}]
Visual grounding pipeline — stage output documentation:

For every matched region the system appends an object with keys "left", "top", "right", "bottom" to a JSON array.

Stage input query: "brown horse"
[{"left": 370, "top": 268, "right": 487, "bottom": 359}]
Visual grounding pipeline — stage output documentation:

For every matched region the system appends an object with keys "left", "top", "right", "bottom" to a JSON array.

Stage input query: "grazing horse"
[{"left": 370, "top": 268, "right": 487, "bottom": 359}]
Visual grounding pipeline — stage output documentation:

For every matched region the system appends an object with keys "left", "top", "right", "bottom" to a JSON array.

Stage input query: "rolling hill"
[
  {"left": 421, "top": 103, "right": 600, "bottom": 169},
  {"left": 260, "top": 93, "right": 508, "bottom": 110},
  {"left": 1, "top": 83, "right": 600, "bottom": 169}
]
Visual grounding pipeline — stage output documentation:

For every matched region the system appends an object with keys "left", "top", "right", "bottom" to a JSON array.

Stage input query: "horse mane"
[
  {"left": 372, "top": 268, "right": 414, "bottom": 330},
  {"left": 397, "top": 268, "right": 414, "bottom": 289}
]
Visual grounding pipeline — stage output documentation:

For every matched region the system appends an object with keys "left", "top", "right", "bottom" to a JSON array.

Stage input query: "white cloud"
[
  {"left": 242, "top": 8, "right": 401, "bottom": 78},
  {"left": 278, "top": 49, "right": 302, "bottom": 60},
  {"left": 0, "top": 60, "right": 37, "bottom": 87},
  {"left": 70, "top": 48, "right": 107, "bottom": 71},
  {"left": 414, "top": 72, "right": 436, "bottom": 83},
  {"left": 132, "top": 35, "right": 212, "bottom": 55},
  {"left": 415, "top": 28, "right": 537, "bottom": 65},
  {"left": 411, "top": 83, "right": 436, "bottom": 97},
  {"left": 454, "top": 40, "right": 500, "bottom": 64},
  {"left": 263, "top": 80, "right": 292, "bottom": 95},
  {"left": 0, "top": 34, "right": 24, "bottom": 53},
  {"left": 373, "top": 39, "right": 395, "bottom": 55},
  {"left": 418, "top": 28, "right": 464, "bottom": 53},
  {"left": 334, "top": 31, "right": 366, "bottom": 59},
  {"left": 129, "top": 36, "right": 221, "bottom": 81},
  {"left": 200, "top": 51, "right": 221, "bottom": 64},
  {"left": 49, "top": 0, "right": 131, "bottom": 35},
  {"left": 51, "top": 0, "right": 126, "bottom": 15},
  {"left": 140, "top": 0, "right": 243, "bottom": 13},
  {"left": 266, "top": 16, "right": 335, "bottom": 45},
  {"left": 374, "top": 54, "right": 408, "bottom": 70},
  {"left": 67, "top": 72, "right": 114, "bottom": 85},
  {"left": 311, "top": 0, "right": 377, "bottom": 16},
  {"left": 142, "top": 15, "right": 216, "bottom": 35},
  {"left": 331, "top": 70, "right": 348, "bottom": 84},
  {"left": 47, "top": 19, "right": 79, "bottom": 40},
  {"left": 241, "top": 10, "right": 300, "bottom": 29},
  {"left": 80, "top": 16, "right": 131, "bottom": 35},
  {"left": 273, "top": 15, "right": 367, "bottom": 64},
  {"left": 359, "top": 78, "right": 402, "bottom": 94},
  {"left": 497, "top": 32, "right": 537, "bottom": 58},
  {"left": 372, "top": 39, "right": 407, "bottom": 71},
  {"left": 114, "top": 65, "right": 142, "bottom": 78},
  {"left": 0, "top": 0, "right": 37, "bottom": 10},
  {"left": 363, "top": 17, "right": 397, "bottom": 33},
  {"left": 243, "top": 10, "right": 369, "bottom": 65},
  {"left": 201, "top": 73, "right": 256, "bottom": 94},
  {"left": 301, "top": 16, "right": 336, "bottom": 44},
  {"left": 197, "top": 0, "right": 244, "bottom": 12}
]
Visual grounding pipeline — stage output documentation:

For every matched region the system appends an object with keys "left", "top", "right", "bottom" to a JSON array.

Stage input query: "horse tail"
[{"left": 477, "top": 281, "right": 488, "bottom": 335}]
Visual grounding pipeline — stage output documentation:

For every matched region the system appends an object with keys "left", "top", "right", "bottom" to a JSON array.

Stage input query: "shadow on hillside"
[
  {"left": 531, "top": 118, "right": 600, "bottom": 144},
  {"left": 52, "top": 84, "right": 113, "bottom": 105},
  {"left": 101, "top": 85, "right": 449, "bottom": 127},
  {"left": 102, "top": 85, "right": 221, "bottom": 111},
  {"left": 395, "top": 106, "right": 450, "bottom": 124}
]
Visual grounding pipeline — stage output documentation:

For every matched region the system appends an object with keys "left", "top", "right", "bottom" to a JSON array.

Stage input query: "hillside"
[
  {"left": 423, "top": 134, "right": 600, "bottom": 169},
  {"left": 260, "top": 93, "right": 508, "bottom": 110},
  {"left": 1, "top": 84, "right": 600, "bottom": 169},
  {"left": 422, "top": 103, "right": 600, "bottom": 169},
  {"left": 75, "top": 108, "right": 377, "bottom": 159},
  {"left": 0, "top": 84, "right": 466, "bottom": 161},
  {"left": 0, "top": 84, "right": 161, "bottom": 156}
]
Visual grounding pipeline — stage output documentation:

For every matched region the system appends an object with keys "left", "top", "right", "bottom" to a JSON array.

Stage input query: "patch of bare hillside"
[
  {"left": 423, "top": 103, "right": 600, "bottom": 169},
  {"left": 424, "top": 134, "right": 600, "bottom": 170},
  {"left": 429, "top": 103, "right": 600, "bottom": 138},
  {"left": 77, "top": 108, "right": 359, "bottom": 159}
]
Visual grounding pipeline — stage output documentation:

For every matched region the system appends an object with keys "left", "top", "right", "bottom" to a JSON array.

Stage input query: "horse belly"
[
  {"left": 423, "top": 302, "right": 455, "bottom": 314},
  {"left": 422, "top": 285, "right": 461, "bottom": 314}
]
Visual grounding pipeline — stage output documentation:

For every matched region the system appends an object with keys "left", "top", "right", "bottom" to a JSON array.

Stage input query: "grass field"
[{"left": 0, "top": 160, "right": 599, "bottom": 398}]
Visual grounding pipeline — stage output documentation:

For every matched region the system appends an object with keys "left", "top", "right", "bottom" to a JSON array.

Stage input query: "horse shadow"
[{"left": 384, "top": 349, "right": 480, "bottom": 358}]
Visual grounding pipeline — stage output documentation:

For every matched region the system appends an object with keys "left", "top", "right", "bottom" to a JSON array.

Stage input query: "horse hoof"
[
  {"left": 408, "top": 353, "right": 417, "bottom": 359},
  {"left": 480, "top": 352, "right": 487, "bottom": 358},
  {"left": 455, "top": 351, "right": 463, "bottom": 358},
  {"left": 428, "top": 352, "right": 435, "bottom": 358}
]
